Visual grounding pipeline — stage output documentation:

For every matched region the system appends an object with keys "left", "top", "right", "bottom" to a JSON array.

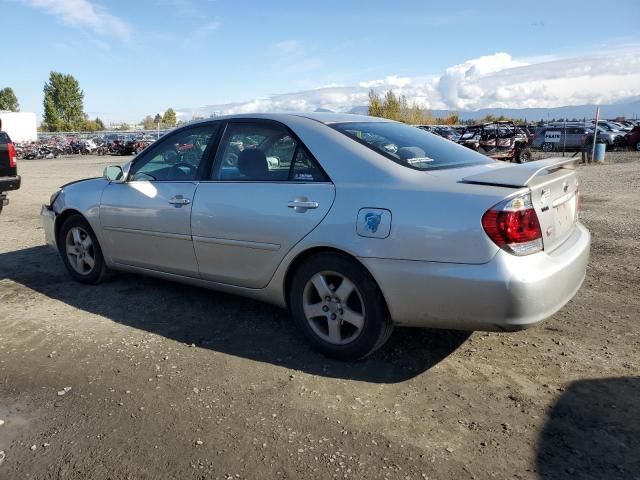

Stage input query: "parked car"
[
  {"left": 432, "top": 126, "right": 460, "bottom": 142},
  {"left": 0, "top": 130, "right": 21, "bottom": 214},
  {"left": 41, "top": 113, "right": 590, "bottom": 359},
  {"left": 532, "top": 125, "right": 590, "bottom": 152},
  {"left": 458, "top": 121, "right": 533, "bottom": 162},
  {"left": 625, "top": 125, "right": 640, "bottom": 151},
  {"left": 584, "top": 126, "right": 626, "bottom": 149},
  {"left": 415, "top": 125, "right": 460, "bottom": 142}
]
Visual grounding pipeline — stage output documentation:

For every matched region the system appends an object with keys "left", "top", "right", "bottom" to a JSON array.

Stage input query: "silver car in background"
[{"left": 41, "top": 113, "right": 590, "bottom": 359}]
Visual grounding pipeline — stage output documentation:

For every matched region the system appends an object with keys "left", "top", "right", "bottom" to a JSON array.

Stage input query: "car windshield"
[{"left": 332, "top": 121, "right": 492, "bottom": 171}]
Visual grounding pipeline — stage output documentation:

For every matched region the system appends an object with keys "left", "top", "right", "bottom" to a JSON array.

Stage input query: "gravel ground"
[{"left": 0, "top": 152, "right": 638, "bottom": 480}]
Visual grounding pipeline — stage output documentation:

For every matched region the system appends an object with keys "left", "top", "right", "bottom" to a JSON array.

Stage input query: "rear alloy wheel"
[
  {"left": 636, "top": 141, "right": 640, "bottom": 152},
  {"left": 542, "top": 142, "right": 554, "bottom": 152},
  {"left": 59, "top": 214, "right": 110, "bottom": 284},
  {"left": 290, "top": 253, "right": 392, "bottom": 360}
]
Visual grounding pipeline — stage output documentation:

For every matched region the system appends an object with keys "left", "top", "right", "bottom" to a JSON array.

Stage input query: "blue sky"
[{"left": 2, "top": 0, "right": 639, "bottom": 123}]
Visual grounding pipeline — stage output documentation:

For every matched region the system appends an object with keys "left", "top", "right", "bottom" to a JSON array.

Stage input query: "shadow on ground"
[
  {"left": 537, "top": 376, "right": 640, "bottom": 480},
  {"left": 0, "top": 245, "right": 470, "bottom": 383}
]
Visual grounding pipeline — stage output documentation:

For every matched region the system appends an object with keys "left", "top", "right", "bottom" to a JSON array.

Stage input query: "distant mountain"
[{"left": 348, "top": 100, "right": 640, "bottom": 121}]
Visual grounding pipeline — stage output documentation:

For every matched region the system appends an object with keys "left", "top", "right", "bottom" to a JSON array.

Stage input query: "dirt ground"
[{"left": 0, "top": 152, "right": 638, "bottom": 480}]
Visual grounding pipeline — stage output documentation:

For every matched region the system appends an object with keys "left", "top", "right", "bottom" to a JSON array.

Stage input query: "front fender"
[{"left": 52, "top": 178, "right": 110, "bottom": 252}]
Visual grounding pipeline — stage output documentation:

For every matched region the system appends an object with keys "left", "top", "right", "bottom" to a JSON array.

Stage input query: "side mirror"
[{"left": 103, "top": 165, "right": 124, "bottom": 182}]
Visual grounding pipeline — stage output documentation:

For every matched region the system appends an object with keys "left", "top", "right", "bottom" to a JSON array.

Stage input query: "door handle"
[
  {"left": 168, "top": 195, "right": 191, "bottom": 206},
  {"left": 288, "top": 197, "right": 319, "bottom": 212}
]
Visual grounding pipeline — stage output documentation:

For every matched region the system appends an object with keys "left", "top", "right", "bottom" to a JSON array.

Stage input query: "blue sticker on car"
[
  {"left": 357, "top": 208, "right": 391, "bottom": 239},
  {"left": 364, "top": 212, "right": 382, "bottom": 233}
]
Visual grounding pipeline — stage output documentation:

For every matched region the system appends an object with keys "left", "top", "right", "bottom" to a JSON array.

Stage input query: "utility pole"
[{"left": 590, "top": 107, "right": 600, "bottom": 164}]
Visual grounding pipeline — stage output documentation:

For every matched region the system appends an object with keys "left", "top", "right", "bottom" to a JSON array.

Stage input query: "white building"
[{"left": 0, "top": 111, "right": 38, "bottom": 142}]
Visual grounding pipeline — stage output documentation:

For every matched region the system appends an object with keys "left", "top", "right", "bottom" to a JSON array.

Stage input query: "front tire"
[
  {"left": 59, "top": 214, "right": 110, "bottom": 284},
  {"left": 289, "top": 253, "right": 393, "bottom": 360},
  {"left": 542, "top": 142, "right": 554, "bottom": 152}
]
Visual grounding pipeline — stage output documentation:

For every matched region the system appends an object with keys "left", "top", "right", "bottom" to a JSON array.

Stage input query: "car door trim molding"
[
  {"left": 192, "top": 235, "right": 281, "bottom": 251},
  {"left": 102, "top": 225, "right": 191, "bottom": 241}
]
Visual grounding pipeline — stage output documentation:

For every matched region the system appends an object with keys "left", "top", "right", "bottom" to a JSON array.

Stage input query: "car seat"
[{"left": 237, "top": 149, "right": 269, "bottom": 180}]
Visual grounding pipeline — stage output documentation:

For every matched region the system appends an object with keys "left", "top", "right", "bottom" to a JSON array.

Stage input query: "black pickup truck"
[{"left": 0, "top": 131, "right": 21, "bottom": 213}]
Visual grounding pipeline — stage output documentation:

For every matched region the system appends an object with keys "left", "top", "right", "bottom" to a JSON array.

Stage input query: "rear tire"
[
  {"left": 636, "top": 141, "right": 640, "bottom": 152},
  {"left": 59, "top": 214, "right": 110, "bottom": 284},
  {"left": 517, "top": 147, "right": 533, "bottom": 163},
  {"left": 289, "top": 253, "right": 393, "bottom": 360},
  {"left": 542, "top": 142, "right": 554, "bottom": 152}
]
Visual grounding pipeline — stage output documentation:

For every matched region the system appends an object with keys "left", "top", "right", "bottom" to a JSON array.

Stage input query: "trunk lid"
[{"left": 461, "top": 157, "right": 579, "bottom": 253}]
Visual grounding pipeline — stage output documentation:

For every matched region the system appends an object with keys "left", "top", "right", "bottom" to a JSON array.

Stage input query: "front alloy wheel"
[
  {"left": 59, "top": 214, "right": 110, "bottom": 284},
  {"left": 65, "top": 226, "right": 96, "bottom": 275},
  {"left": 290, "top": 253, "right": 393, "bottom": 360}
]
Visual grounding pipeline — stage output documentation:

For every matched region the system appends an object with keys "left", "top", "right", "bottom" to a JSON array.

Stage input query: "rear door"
[
  {"left": 565, "top": 127, "right": 583, "bottom": 149},
  {"left": 191, "top": 120, "right": 335, "bottom": 288}
]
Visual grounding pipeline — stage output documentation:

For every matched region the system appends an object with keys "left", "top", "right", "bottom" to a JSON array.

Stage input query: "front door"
[
  {"left": 100, "top": 124, "right": 218, "bottom": 277},
  {"left": 191, "top": 120, "right": 335, "bottom": 288}
]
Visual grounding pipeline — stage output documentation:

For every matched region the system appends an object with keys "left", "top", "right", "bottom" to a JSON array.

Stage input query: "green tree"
[
  {"left": 82, "top": 117, "right": 105, "bottom": 132},
  {"left": 142, "top": 115, "right": 155, "bottom": 129},
  {"left": 162, "top": 108, "right": 177, "bottom": 127},
  {"left": 381, "top": 90, "right": 400, "bottom": 121},
  {"left": 407, "top": 103, "right": 427, "bottom": 124},
  {"left": 153, "top": 113, "right": 162, "bottom": 125},
  {"left": 0, "top": 87, "right": 20, "bottom": 111},
  {"left": 398, "top": 95, "right": 410, "bottom": 123},
  {"left": 442, "top": 112, "right": 459, "bottom": 125},
  {"left": 367, "top": 89, "right": 383, "bottom": 117},
  {"left": 42, "top": 72, "right": 86, "bottom": 131}
]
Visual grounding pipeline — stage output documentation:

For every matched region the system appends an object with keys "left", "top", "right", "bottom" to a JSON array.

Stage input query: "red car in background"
[{"left": 626, "top": 126, "right": 640, "bottom": 151}]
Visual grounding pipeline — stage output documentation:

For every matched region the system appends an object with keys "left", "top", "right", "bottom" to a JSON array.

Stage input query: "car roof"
[{"left": 186, "top": 112, "right": 392, "bottom": 126}]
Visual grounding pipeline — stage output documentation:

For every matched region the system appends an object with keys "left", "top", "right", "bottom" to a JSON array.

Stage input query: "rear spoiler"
[{"left": 461, "top": 157, "right": 578, "bottom": 188}]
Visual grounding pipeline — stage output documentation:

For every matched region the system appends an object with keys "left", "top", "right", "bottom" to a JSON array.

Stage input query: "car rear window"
[{"left": 332, "top": 121, "right": 492, "bottom": 171}]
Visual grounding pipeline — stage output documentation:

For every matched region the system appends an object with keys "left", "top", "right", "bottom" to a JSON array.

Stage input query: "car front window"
[{"left": 333, "top": 121, "right": 492, "bottom": 170}]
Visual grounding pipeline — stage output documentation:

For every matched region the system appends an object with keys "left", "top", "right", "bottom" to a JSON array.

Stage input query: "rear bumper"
[
  {"left": 40, "top": 205, "right": 58, "bottom": 249},
  {"left": 359, "top": 223, "right": 591, "bottom": 331},
  {"left": 0, "top": 175, "right": 20, "bottom": 192}
]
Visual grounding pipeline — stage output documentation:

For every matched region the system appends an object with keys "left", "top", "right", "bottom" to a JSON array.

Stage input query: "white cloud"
[
  {"left": 19, "top": 0, "right": 130, "bottom": 41},
  {"left": 359, "top": 75, "right": 413, "bottom": 88},
  {"left": 182, "top": 47, "right": 640, "bottom": 117}
]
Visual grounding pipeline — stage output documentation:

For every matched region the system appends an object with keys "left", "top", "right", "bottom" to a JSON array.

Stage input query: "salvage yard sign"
[{"left": 544, "top": 130, "right": 562, "bottom": 143}]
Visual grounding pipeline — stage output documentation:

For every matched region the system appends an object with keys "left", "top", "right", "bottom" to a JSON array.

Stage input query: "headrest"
[
  {"left": 397, "top": 146, "right": 426, "bottom": 161},
  {"left": 237, "top": 149, "right": 269, "bottom": 180}
]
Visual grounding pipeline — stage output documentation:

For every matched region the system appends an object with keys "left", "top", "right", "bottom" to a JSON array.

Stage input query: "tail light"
[
  {"left": 482, "top": 193, "right": 543, "bottom": 256},
  {"left": 7, "top": 143, "right": 16, "bottom": 168}
]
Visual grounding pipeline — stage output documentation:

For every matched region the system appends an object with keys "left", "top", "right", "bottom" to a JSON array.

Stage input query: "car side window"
[
  {"left": 128, "top": 124, "right": 217, "bottom": 181},
  {"left": 213, "top": 122, "right": 325, "bottom": 182},
  {"left": 290, "top": 147, "right": 328, "bottom": 182}
]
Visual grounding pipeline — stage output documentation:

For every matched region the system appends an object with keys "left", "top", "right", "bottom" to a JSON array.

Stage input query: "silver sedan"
[{"left": 41, "top": 113, "right": 590, "bottom": 359}]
